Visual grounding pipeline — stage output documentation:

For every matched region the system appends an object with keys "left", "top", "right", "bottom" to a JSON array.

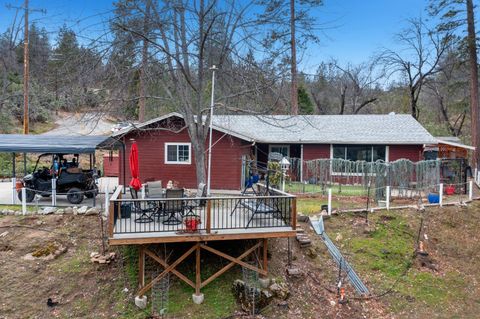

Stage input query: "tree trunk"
[
  {"left": 339, "top": 85, "right": 346, "bottom": 114},
  {"left": 190, "top": 127, "right": 207, "bottom": 186},
  {"left": 467, "top": 0, "right": 479, "bottom": 168},
  {"left": 138, "top": 0, "right": 150, "bottom": 123},
  {"left": 290, "top": 0, "right": 298, "bottom": 115},
  {"left": 410, "top": 87, "right": 417, "bottom": 119}
]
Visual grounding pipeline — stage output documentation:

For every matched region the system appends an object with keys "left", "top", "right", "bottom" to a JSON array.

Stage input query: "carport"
[{"left": 0, "top": 134, "right": 124, "bottom": 206}]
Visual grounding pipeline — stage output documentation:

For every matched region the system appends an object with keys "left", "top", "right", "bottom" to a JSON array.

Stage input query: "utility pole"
[
  {"left": 290, "top": 0, "right": 298, "bottom": 115},
  {"left": 6, "top": 1, "right": 45, "bottom": 134},
  {"left": 467, "top": 0, "right": 479, "bottom": 169},
  {"left": 23, "top": 0, "right": 29, "bottom": 134}
]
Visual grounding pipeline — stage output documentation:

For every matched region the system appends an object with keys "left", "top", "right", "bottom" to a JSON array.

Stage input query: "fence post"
[
  {"left": 469, "top": 180, "right": 473, "bottom": 200},
  {"left": 386, "top": 186, "right": 390, "bottom": 210},
  {"left": 141, "top": 184, "right": 145, "bottom": 199},
  {"left": 11, "top": 177, "right": 16, "bottom": 205},
  {"left": 104, "top": 184, "right": 109, "bottom": 216},
  {"left": 21, "top": 187, "right": 27, "bottom": 215},
  {"left": 327, "top": 188, "right": 332, "bottom": 215},
  {"left": 51, "top": 178, "right": 57, "bottom": 207},
  {"left": 439, "top": 183, "right": 443, "bottom": 207}
]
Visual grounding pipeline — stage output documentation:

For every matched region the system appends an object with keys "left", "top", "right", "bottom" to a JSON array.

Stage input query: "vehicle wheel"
[
  {"left": 17, "top": 189, "right": 35, "bottom": 202},
  {"left": 67, "top": 188, "right": 84, "bottom": 205},
  {"left": 85, "top": 186, "right": 98, "bottom": 199}
]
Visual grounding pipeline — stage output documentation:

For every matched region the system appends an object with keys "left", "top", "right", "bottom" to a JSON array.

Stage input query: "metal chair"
[
  {"left": 162, "top": 189, "right": 185, "bottom": 225},
  {"left": 184, "top": 183, "right": 207, "bottom": 217},
  {"left": 131, "top": 187, "right": 154, "bottom": 223},
  {"left": 145, "top": 181, "right": 167, "bottom": 220}
]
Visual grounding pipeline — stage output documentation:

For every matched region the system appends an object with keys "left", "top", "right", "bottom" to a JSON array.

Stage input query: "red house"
[{"left": 113, "top": 112, "right": 437, "bottom": 190}]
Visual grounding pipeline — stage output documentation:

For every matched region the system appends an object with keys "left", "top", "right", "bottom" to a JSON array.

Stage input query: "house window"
[
  {"left": 269, "top": 145, "right": 290, "bottom": 158},
  {"left": 165, "top": 143, "right": 191, "bottom": 164},
  {"left": 332, "top": 145, "right": 386, "bottom": 162}
]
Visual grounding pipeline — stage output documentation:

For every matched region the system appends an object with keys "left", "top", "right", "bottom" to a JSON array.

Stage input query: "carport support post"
[
  {"left": 51, "top": 178, "right": 57, "bottom": 207},
  {"left": 11, "top": 152, "right": 16, "bottom": 205},
  {"left": 21, "top": 187, "right": 27, "bottom": 215},
  {"left": 469, "top": 180, "right": 473, "bottom": 200}
]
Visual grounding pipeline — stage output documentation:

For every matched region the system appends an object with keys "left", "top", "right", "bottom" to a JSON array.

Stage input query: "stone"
[
  {"left": 0, "top": 231, "right": 9, "bottom": 238},
  {"left": 64, "top": 207, "right": 73, "bottom": 215},
  {"left": 134, "top": 295, "right": 147, "bottom": 309},
  {"left": 306, "top": 247, "right": 317, "bottom": 259},
  {"left": 296, "top": 212, "right": 309, "bottom": 223},
  {"left": 259, "top": 277, "right": 270, "bottom": 288},
  {"left": 85, "top": 207, "right": 99, "bottom": 216},
  {"left": 269, "top": 282, "right": 289, "bottom": 300},
  {"left": 192, "top": 293, "right": 204, "bottom": 304},
  {"left": 55, "top": 209, "right": 64, "bottom": 215},
  {"left": 42, "top": 207, "right": 56, "bottom": 215},
  {"left": 77, "top": 206, "right": 88, "bottom": 215},
  {"left": 286, "top": 268, "right": 302, "bottom": 277},
  {"left": 335, "top": 233, "right": 343, "bottom": 241}
]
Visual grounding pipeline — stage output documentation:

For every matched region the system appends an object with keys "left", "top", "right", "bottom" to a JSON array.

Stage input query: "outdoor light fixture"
[{"left": 280, "top": 157, "right": 290, "bottom": 192}]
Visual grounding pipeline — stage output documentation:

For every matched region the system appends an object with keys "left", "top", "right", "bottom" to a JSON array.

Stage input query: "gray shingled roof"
[
  {"left": 212, "top": 114, "right": 437, "bottom": 145},
  {"left": 114, "top": 112, "right": 437, "bottom": 145}
]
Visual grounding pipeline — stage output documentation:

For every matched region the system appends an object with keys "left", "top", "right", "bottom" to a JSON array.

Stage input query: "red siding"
[
  {"left": 103, "top": 155, "right": 119, "bottom": 177},
  {"left": 389, "top": 145, "right": 423, "bottom": 162},
  {"left": 119, "top": 126, "right": 250, "bottom": 190},
  {"left": 302, "top": 144, "right": 330, "bottom": 160}
]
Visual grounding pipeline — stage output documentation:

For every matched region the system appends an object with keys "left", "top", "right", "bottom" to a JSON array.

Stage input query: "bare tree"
[
  {"left": 115, "top": 0, "right": 285, "bottom": 186},
  {"left": 378, "top": 18, "right": 452, "bottom": 119}
]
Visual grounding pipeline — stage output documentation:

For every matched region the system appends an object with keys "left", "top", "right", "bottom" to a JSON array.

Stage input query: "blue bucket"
[{"left": 428, "top": 193, "right": 440, "bottom": 204}]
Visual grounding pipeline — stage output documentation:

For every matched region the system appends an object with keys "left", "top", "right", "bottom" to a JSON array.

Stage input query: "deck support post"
[
  {"left": 138, "top": 245, "right": 145, "bottom": 296},
  {"left": 195, "top": 243, "right": 201, "bottom": 295},
  {"left": 262, "top": 238, "right": 268, "bottom": 276}
]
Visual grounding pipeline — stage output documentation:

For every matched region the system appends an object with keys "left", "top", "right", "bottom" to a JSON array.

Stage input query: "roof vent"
[{"left": 388, "top": 112, "right": 396, "bottom": 115}]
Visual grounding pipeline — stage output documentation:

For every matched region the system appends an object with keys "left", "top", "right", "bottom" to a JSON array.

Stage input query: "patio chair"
[
  {"left": 145, "top": 181, "right": 168, "bottom": 220},
  {"left": 184, "top": 183, "right": 207, "bottom": 217},
  {"left": 162, "top": 188, "right": 185, "bottom": 225},
  {"left": 131, "top": 187, "right": 154, "bottom": 223}
]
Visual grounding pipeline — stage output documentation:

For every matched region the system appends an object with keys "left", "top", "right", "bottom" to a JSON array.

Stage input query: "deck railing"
[{"left": 108, "top": 186, "right": 296, "bottom": 237}]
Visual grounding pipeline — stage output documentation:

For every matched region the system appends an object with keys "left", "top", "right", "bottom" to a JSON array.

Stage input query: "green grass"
[
  {"left": 297, "top": 197, "right": 366, "bottom": 216},
  {"left": 286, "top": 182, "right": 368, "bottom": 196},
  {"left": 166, "top": 269, "right": 238, "bottom": 318},
  {"left": 324, "top": 210, "right": 469, "bottom": 315},
  {"left": 0, "top": 204, "right": 37, "bottom": 212}
]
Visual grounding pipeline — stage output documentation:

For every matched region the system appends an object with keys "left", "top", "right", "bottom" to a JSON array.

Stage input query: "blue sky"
[{"left": 0, "top": 0, "right": 446, "bottom": 70}]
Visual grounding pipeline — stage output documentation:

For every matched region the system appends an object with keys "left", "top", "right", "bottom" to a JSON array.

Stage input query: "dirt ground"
[{"left": 1, "top": 201, "right": 480, "bottom": 318}]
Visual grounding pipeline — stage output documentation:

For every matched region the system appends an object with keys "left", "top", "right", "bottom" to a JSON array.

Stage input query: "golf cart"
[{"left": 16, "top": 153, "right": 100, "bottom": 204}]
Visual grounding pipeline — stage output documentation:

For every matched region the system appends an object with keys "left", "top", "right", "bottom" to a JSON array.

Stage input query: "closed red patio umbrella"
[{"left": 129, "top": 142, "right": 142, "bottom": 191}]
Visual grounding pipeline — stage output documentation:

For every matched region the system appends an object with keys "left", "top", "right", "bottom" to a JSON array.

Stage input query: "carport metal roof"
[{"left": 0, "top": 134, "right": 121, "bottom": 154}]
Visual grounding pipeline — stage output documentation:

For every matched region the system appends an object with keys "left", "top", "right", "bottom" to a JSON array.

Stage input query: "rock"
[
  {"left": 232, "top": 279, "right": 273, "bottom": 311},
  {"left": 77, "top": 206, "right": 88, "bottom": 215},
  {"left": 286, "top": 268, "right": 302, "bottom": 277},
  {"left": 296, "top": 212, "right": 309, "bottom": 223},
  {"left": 64, "top": 207, "right": 73, "bottom": 215},
  {"left": 335, "top": 233, "right": 343, "bottom": 241},
  {"left": 55, "top": 209, "right": 64, "bottom": 215},
  {"left": 42, "top": 207, "right": 56, "bottom": 215},
  {"left": 0, "top": 231, "right": 9, "bottom": 238},
  {"left": 269, "top": 282, "right": 289, "bottom": 300},
  {"left": 85, "top": 207, "right": 99, "bottom": 216},
  {"left": 306, "top": 247, "right": 317, "bottom": 259},
  {"left": 135, "top": 295, "right": 147, "bottom": 309}
]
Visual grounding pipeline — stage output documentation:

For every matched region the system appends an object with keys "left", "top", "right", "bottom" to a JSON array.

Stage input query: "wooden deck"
[{"left": 107, "top": 186, "right": 297, "bottom": 245}]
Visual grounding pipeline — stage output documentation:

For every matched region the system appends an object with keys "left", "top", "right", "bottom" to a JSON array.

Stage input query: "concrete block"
[
  {"left": 192, "top": 293, "right": 204, "bottom": 304},
  {"left": 259, "top": 277, "right": 270, "bottom": 288},
  {"left": 135, "top": 295, "right": 147, "bottom": 309}
]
